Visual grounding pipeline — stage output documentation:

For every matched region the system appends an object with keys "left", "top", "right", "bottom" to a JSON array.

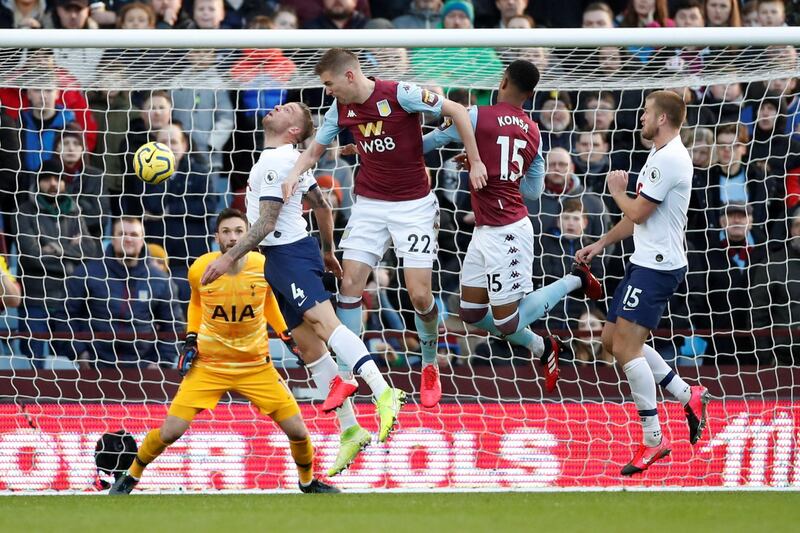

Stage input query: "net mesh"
[{"left": 0, "top": 44, "right": 799, "bottom": 491}]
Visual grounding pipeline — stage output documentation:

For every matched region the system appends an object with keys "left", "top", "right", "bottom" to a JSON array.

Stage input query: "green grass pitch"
[{"left": 1, "top": 492, "right": 797, "bottom": 533}]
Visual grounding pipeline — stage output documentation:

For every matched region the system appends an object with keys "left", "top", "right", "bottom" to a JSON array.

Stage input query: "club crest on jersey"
[
  {"left": 438, "top": 117, "right": 453, "bottom": 131},
  {"left": 649, "top": 167, "right": 661, "bottom": 183},
  {"left": 265, "top": 170, "right": 278, "bottom": 183},
  {"left": 377, "top": 99, "right": 392, "bottom": 117},
  {"left": 421, "top": 89, "right": 439, "bottom": 106}
]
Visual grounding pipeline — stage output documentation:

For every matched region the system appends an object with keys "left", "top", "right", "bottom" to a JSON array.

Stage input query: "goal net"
[{"left": 0, "top": 28, "right": 799, "bottom": 492}]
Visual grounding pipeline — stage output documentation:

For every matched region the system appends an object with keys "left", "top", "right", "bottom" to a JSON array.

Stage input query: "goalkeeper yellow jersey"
[{"left": 186, "top": 251, "right": 288, "bottom": 371}]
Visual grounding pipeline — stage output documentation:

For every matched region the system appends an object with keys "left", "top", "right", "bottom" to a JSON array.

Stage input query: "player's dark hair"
[
  {"left": 216, "top": 208, "right": 248, "bottom": 231},
  {"left": 314, "top": 48, "right": 360, "bottom": 76},
  {"left": 646, "top": 90, "right": 687, "bottom": 129},
  {"left": 505, "top": 59, "right": 540, "bottom": 95}
]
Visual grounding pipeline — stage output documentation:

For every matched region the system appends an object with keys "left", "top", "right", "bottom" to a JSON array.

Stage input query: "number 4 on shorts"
[{"left": 291, "top": 283, "right": 306, "bottom": 301}]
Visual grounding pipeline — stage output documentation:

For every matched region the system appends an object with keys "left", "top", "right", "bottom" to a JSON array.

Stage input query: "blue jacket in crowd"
[{"left": 64, "top": 245, "right": 184, "bottom": 366}]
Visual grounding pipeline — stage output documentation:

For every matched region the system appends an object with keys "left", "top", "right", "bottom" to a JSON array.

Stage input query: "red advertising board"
[{"left": 0, "top": 401, "right": 797, "bottom": 491}]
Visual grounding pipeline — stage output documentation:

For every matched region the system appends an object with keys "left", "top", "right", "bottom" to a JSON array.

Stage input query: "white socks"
[
  {"left": 623, "top": 357, "right": 662, "bottom": 447},
  {"left": 327, "top": 325, "right": 388, "bottom": 398},
  {"left": 642, "top": 344, "right": 691, "bottom": 405},
  {"left": 305, "top": 352, "right": 359, "bottom": 430}
]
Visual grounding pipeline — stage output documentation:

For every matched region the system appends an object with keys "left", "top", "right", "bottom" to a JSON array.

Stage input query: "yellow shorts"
[{"left": 168, "top": 364, "right": 300, "bottom": 423}]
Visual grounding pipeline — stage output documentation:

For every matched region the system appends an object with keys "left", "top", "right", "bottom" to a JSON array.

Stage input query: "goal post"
[{"left": 0, "top": 28, "right": 799, "bottom": 492}]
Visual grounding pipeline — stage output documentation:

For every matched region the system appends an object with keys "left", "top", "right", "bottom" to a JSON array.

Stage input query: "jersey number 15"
[{"left": 497, "top": 136, "right": 527, "bottom": 182}]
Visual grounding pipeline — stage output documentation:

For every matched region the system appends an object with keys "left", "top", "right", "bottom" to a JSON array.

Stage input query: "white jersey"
[
  {"left": 631, "top": 134, "right": 693, "bottom": 270},
  {"left": 246, "top": 144, "right": 317, "bottom": 246}
]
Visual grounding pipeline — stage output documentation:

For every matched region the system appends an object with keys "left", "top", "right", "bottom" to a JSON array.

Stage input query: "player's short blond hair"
[
  {"left": 646, "top": 90, "right": 687, "bottom": 129},
  {"left": 294, "top": 102, "right": 315, "bottom": 143},
  {"left": 314, "top": 48, "right": 360, "bottom": 76}
]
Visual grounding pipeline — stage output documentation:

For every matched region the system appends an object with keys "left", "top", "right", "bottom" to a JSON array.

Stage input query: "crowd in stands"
[{"left": 0, "top": 0, "right": 798, "bottom": 371}]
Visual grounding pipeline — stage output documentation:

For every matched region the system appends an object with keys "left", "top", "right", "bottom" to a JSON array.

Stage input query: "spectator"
[
  {"left": 409, "top": 0, "right": 504, "bottom": 104},
  {"left": 55, "top": 124, "right": 109, "bottom": 238},
  {"left": 152, "top": 0, "right": 192, "bottom": 28},
  {"left": 571, "top": 308, "right": 612, "bottom": 364},
  {"left": 749, "top": 92, "right": 800, "bottom": 199},
  {"left": 117, "top": 1, "right": 156, "bottom": 28},
  {"left": 700, "top": 81, "right": 748, "bottom": 127},
  {"left": 758, "top": 0, "right": 786, "bottom": 26},
  {"left": 272, "top": 5, "right": 299, "bottom": 28},
  {"left": 577, "top": 92, "right": 617, "bottom": 135},
  {"left": 506, "top": 13, "right": 534, "bottom": 27},
  {"left": 617, "top": 0, "right": 673, "bottom": 27},
  {"left": 704, "top": 124, "right": 769, "bottom": 232},
  {"left": 0, "top": 254, "right": 21, "bottom": 310},
  {"left": 572, "top": 130, "right": 611, "bottom": 191},
  {"left": 64, "top": 217, "right": 183, "bottom": 369},
  {"left": 0, "top": 50, "right": 98, "bottom": 153},
  {"left": 393, "top": 0, "right": 442, "bottom": 28},
  {"left": 750, "top": 210, "right": 800, "bottom": 365},
  {"left": 682, "top": 126, "right": 715, "bottom": 243},
  {"left": 143, "top": 123, "right": 217, "bottom": 302},
  {"left": 3, "top": 0, "right": 47, "bottom": 28},
  {"left": 741, "top": 0, "right": 760, "bottom": 25},
  {"left": 43, "top": 0, "right": 104, "bottom": 86},
  {"left": 189, "top": 0, "right": 225, "bottom": 28},
  {"left": 537, "top": 91, "right": 573, "bottom": 152},
  {"left": 363, "top": 266, "right": 419, "bottom": 367},
  {"left": 282, "top": 0, "right": 370, "bottom": 26},
  {"left": 0, "top": 100, "right": 21, "bottom": 239},
  {"left": 15, "top": 163, "right": 102, "bottom": 366},
  {"left": 673, "top": 0, "right": 705, "bottom": 26},
  {"left": 303, "top": 0, "right": 368, "bottom": 29},
  {"left": 120, "top": 89, "right": 173, "bottom": 216},
  {"left": 171, "top": 48, "right": 235, "bottom": 200},
  {"left": 495, "top": 0, "right": 528, "bottom": 28},
  {"left": 687, "top": 201, "right": 766, "bottom": 365},
  {"left": 19, "top": 87, "right": 75, "bottom": 172},
  {"left": 532, "top": 199, "right": 603, "bottom": 332},
  {"left": 147, "top": 242, "right": 171, "bottom": 275},
  {"left": 704, "top": 0, "right": 741, "bottom": 26},
  {"left": 526, "top": 147, "right": 608, "bottom": 238},
  {"left": 582, "top": 2, "right": 615, "bottom": 27}
]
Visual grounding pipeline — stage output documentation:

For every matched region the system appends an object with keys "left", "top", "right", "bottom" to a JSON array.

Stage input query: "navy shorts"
[
  {"left": 607, "top": 263, "right": 687, "bottom": 330},
  {"left": 260, "top": 237, "right": 332, "bottom": 330}
]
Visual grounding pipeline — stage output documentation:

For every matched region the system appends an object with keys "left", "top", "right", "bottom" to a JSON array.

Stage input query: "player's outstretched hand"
[
  {"left": 281, "top": 177, "right": 300, "bottom": 202},
  {"left": 201, "top": 253, "right": 234, "bottom": 285},
  {"left": 178, "top": 333, "right": 198, "bottom": 376},
  {"left": 606, "top": 170, "right": 629, "bottom": 195},
  {"left": 323, "top": 251, "right": 343, "bottom": 279},
  {"left": 469, "top": 159, "right": 488, "bottom": 190},
  {"left": 339, "top": 144, "right": 357, "bottom": 157},
  {"left": 575, "top": 241, "right": 605, "bottom": 264}
]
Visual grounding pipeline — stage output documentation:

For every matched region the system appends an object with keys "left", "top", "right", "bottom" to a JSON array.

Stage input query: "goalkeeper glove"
[
  {"left": 278, "top": 329, "right": 303, "bottom": 361},
  {"left": 178, "top": 333, "right": 198, "bottom": 376}
]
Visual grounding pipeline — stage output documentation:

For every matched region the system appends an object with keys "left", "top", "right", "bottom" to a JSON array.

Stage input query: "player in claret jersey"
[
  {"left": 422, "top": 60, "right": 603, "bottom": 393},
  {"left": 282, "top": 48, "right": 488, "bottom": 409},
  {"left": 577, "top": 91, "right": 710, "bottom": 476}
]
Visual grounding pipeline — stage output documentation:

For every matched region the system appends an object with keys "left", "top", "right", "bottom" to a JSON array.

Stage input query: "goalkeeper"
[{"left": 109, "top": 208, "right": 339, "bottom": 494}]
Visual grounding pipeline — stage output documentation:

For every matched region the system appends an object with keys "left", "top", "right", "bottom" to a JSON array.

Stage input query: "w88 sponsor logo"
[{"left": 360, "top": 137, "right": 396, "bottom": 153}]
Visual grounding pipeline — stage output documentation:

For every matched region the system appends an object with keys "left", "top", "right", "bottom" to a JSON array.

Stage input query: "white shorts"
[
  {"left": 461, "top": 217, "right": 534, "bottom": 306},
  {"left": 340, "top": 193, "right": 439, "bottom": 269}
]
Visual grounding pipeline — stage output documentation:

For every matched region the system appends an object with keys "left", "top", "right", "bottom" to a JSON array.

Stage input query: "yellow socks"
[
  {"left": 289, "top": 436, "right": 314, "bottom": 486},
  {"left": 129, "top": 429, "right": 169, "bottom": 479}
]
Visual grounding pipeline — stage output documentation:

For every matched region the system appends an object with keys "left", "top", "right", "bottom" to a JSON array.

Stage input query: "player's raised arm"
[
  {"left": 304, "top": 185, "right": 343, "bottom": 279},
  {"left": 200, "top": 199, "right": 283, "bottom": 285},
  {"left": 440, "top": 99, "right": 488, "bottom": 190}
]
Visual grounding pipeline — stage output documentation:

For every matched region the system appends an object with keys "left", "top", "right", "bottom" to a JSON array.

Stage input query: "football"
[{"left": 133, "top": 141, "right": 175, "bottom": 185}]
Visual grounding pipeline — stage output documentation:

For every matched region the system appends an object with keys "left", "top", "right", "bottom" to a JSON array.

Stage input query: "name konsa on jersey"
[
  {"left": 497, "top": 114, "right": 529, "bottom": 133},
  {"left": 357, "top": 120, "right": 396, "bottom": 153}
]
